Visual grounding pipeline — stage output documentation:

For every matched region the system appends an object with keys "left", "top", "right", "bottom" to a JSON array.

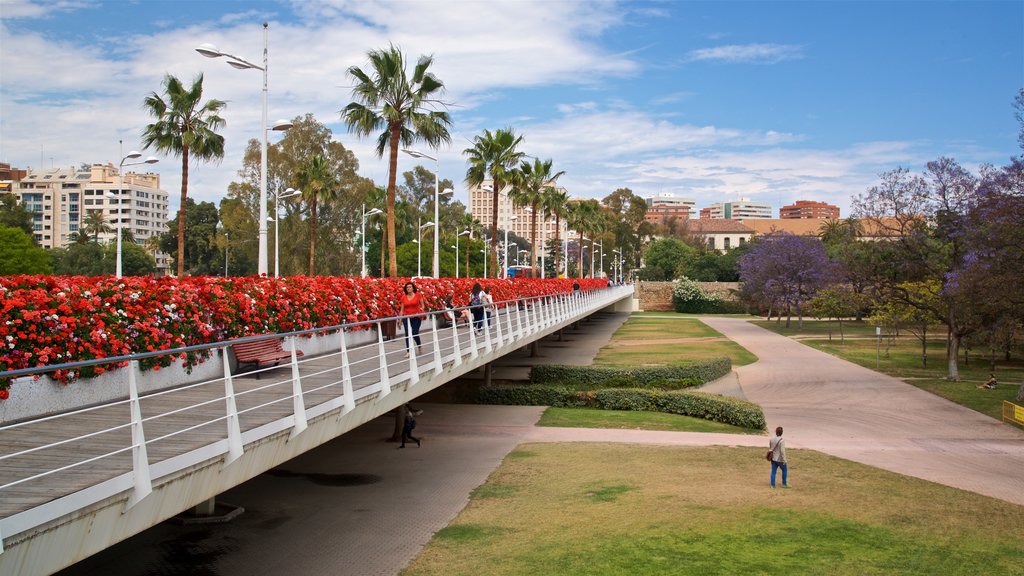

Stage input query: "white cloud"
[
  {"left": 0, "top": 0, "right": 93, "bottom": 19},
  {"left": 687, "top": 43, "right": 804, "bottom": 64}
]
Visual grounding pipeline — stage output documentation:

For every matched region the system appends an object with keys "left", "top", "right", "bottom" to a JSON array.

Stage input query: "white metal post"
[
  {"left": 289, "top": 337, "right": 307, "bottom": 437},
  {"left": 222, "top": 349, "right": 244, "bottom": 466},
  {"left": 339, "top": 330, "right": 355, "bottom": 417},
  {"left": 125, "top": 360, "right": 152, "bottom": 509},
  {"left": 376, "top": 322, "right": 391, "bottom": 398},
  {"left": 431, "top": 315, "right": 443, "bottom": 375}
]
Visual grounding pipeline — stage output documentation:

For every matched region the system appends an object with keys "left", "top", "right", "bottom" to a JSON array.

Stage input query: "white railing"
[{"left": 0, "top": 285, "right": 632, "bottom": 552}]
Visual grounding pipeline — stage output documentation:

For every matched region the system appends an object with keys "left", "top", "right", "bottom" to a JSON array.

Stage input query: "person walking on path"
[
  {"left": 398, "top": 404, "right": 423, "bottom": 448},
  {"left": 482, "top": 285, "right": 495, "bottom": 328},
  {"left": 469, "top": 282, "right": 485, "bottom": 333},
  {"left": 400, "top": 281, "right": 425, "bottom": 358},
  {"left": 769, "top": 426, "right": 789, "bottom": 488}
]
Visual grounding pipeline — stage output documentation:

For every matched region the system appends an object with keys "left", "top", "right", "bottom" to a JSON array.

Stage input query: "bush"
[
  {"left": 478, "top": 385, "right": 765, "bottom": 430},
  {"left": 530, "top": 358, "right": 732, "bottom": 388},
  {"left": 672, "top": 277, "right": 722, "bottom": 313}
]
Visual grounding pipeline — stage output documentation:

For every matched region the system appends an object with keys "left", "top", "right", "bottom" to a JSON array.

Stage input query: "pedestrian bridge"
[{"left": 0, "top": 285, "right": 635, "bottom": 575}]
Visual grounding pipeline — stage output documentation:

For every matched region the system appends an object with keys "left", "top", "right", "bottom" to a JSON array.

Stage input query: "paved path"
[{"left": 699, "top": 317, "right": 1024, "bottom": 506}]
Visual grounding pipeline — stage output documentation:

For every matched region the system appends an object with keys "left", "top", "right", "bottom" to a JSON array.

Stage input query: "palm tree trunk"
[
  {"left": 309, "top": 197, "right": 318, "bottom": 275},
  {"left": 530, "top": 201, "right": 538, "bottom": 276},
  {"left": 490, "top": 184, "right": 499, "bottom": 278},
  {"left": 177, "top": 145, "right": 190, "bottom": 277},
  {"left": 386, "top": 124, "right": 401, "bottom": 277}
]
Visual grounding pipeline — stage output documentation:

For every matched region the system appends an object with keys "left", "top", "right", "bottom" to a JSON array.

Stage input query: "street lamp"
[
  {"left": 503, "top": 215, "right": 519, "bottom": 278},
  {"left": 565, "top": 230, "right": 575, "bottom": 278},
  {"left": 403, "top": 148, "right": 452, "bottom": 278},
  {"left": 108, "top": 144, "right": 158, "bottom": 278},
  {"left": 596, "top": 239, "right": 604, "bottom": 277},
  {"left": 197, "top": 22, "right": 292, "bottom": 277},
  {"left": 480, "top": 248, "right": 487, "bottom": 279},
  {"left": 361, "top": 205, "right": 383, "bottom": 278},
  {"left": 417, "top": 219, "right": 435, "bottom": 277},
  {"left": 612, "top": 249, "right": 621, "bottom": 282},
  {"left": 455, "top": 229, "right": 470, "bottom": 278},
  {"left": 271, "top": 187, "right": 301, "bottom": 278}
]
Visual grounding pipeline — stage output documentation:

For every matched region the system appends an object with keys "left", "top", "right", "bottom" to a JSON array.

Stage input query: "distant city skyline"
[{"left": 1, "top": 0, "right": 1020, "bottom": 217}]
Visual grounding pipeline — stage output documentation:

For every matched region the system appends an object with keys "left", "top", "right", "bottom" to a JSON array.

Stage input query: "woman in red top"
[{"left": 400, "top": 281, "right": 425, "bottom": 357}]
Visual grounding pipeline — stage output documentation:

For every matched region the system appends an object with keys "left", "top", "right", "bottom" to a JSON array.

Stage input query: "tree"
[
  {"left": 52, "top": 242, "right": 105, "bottom": 276},
  {"left": 159, "top": 199, "right": 221, "bottom": 276},
  {"left": 509, "top": 157, "right": 564, "bottom": 276},
  {"left": 0, "top": 226, "right": 51, "bottom": 274},
  {"left": 141, "top": 73, "right": 226, "bottom": 277},
  {"left": 566, "top": 199, "right": 602, "bottom": 278},
  {"left": 738, "top": 232, "right": 830, "bottom": 328},
  {"left": 294, "top": 154, "right": 338, "bottom": 275},
  {"left": 67, "top": 230, "right": 91, "bottom": 246},
  {"left": 852, "top": 158, "right": 984, "bottom": 380},
  {"left": 82, "top": 211, "right": 112, "bottom": 242},
  {"left": 463, "top": 128, "right": 525, "bottom": 277},
  {"left": 540, "top": 187, "right": 569, "bottom": 276},
  {"left": 103, "top": 241, "right": 156, "bottom": 276},
  {"left": 400, "top": 165, "right": 454, "bottom": 210},
  {"left": 0, "top": 194, "right": 34, "bottom": 236},
  {"left": 639, "top": 238, "right": 694, "bottom": 281},
  {"left": 809, "top": 285, "right": 861, "bottom": 343},
  {"left": 343, "top": 45, "right": 452, "bottom": 277}
]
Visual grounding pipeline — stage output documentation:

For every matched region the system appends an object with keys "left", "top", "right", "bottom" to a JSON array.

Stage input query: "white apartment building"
[
  {"left": 644, "top": 192, "right": 697, "bottom": 211},
  {"left": 467, "top": 180, "right": 569, "bottom": 248},
  {"left": 7, "top": 164, "right": 170, "bottom": 269},
  {"left": 700, "top": 199, "right": 773, "bottom": 220}
]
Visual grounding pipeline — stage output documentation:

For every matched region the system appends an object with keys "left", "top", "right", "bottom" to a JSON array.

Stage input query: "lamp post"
[
  {"left": 402, "top": 149, "right": 452, "bottom": 278},
  {"left": 361, "top": 205, "right": 383, "bottom": 278},
  {"left": 417, "top": 219, "right": 435, "bottom": 277},
  {"left": 565, "top": 230, "right": 574, "bottom": 278},
  {"left": 224, "top": 231, "right": 229, "bottom": 276},
  {"left": 502, "top": 215, "right": 519, "bottom": 278},
  {"left": 197, "top": 23, "right": 292, "bottom": 277},
  {"left": 480, "top": 248, "right": 487, "bottom": 279},
  {"left": 612, "top": 249, "right": 621, "bottom": 282},
  {"left": 109, "top": 144, "right": 158, "bottom": 278},
  {"left": 455, "top": 229, "right": 470, "bottom": 278},
  {"left": 271, "top": 187, "right": 301, "bottom": 278},
  {"left": 597, "top": 239, "right": 604, "bottom": 277}
]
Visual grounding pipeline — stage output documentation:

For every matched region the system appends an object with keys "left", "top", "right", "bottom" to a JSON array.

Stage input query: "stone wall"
[{"left": 636, "top": 281, "right": 741, "bottom": 311}]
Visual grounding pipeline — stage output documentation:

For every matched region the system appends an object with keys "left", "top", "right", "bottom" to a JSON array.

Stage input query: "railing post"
[
  {"left": 505, "top": 302, "right": 515, "bottom": 345},
  {"left": 532, "top": 298, "right": 542, "bottom": 333},
  {"left": 124, "top": 360, "right": 152, "bottom": 510},
  {"left": 451, "top": 317, "right": 463, "bottom": 367},
  {"left": 468, "top": 317, "right": 480, "bottom": 359},
  {"left": 483, "top": 311, "right": 494, "bottom": 353},
  {"left": 494, "top": 304, "right": 505, "bottom": 347},
  {"left": 515, "top": 301, "right": 525, "bottom": 339},
  {"left": 377, "top": 320, "right": 391, "bottom": 398},
  {"left": 431, "top": 314, "right": 444, "bottom": 375},
  {"left": 222, "top": 348, "right": 244, "bottom": 466},
  {"left": 289, "top": 336, "right": 307, "bottom": 437},
  {"left": 339, "top": 330, "right": 355, "bottom": 418}
]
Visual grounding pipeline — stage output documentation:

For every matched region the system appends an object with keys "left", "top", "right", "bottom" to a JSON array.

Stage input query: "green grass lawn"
[
  {"left": 753, "top": 320, "right": 1024, "bottom": 422},
  {"left": 594, "top": 315, "right": 758, "bottom": 368},
  {"left": 538, "top": 407, "right": 763, "bottom": 434},
  {"left": 402, "top": 444, "right": 1024, "bottom": 576}
]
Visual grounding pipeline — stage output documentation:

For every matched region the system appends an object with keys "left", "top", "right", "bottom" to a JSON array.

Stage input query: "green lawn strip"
[
  {"left": 753, "top": 320, "right": 1024, "bottom": 421},
  {"left": 596, "top": 316, "right": 758, "bottom": 367},
  {"left": 537, "top": 407, "right": 763, "bottom": 434},
  {"left": 402, "top": 444, "right": 1024, "bottom": 576}
]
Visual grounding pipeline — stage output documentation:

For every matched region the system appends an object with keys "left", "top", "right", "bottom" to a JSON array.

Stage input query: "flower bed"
[{"left": 0, "top": 275, "right": 608, "bottom": 396}]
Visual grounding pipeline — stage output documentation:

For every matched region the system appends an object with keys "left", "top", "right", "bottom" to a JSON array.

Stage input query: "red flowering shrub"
[{"left": 0, "top": 275, "right": 608, "bottom": 394}]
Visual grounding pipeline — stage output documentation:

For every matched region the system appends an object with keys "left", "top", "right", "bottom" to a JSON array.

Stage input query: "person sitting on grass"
[{"left": 977, "top": 373, "right": 997, "bottom": 390}]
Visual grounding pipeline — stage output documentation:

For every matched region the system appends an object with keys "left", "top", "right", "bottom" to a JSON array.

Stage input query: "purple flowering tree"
[{"left": 738, "top": 231, "right": 831, "bottom": 328}]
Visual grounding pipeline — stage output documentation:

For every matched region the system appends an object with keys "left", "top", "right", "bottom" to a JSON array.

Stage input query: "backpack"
[{"left": 470, "top": 292, "right": 482, "bottom": 307}]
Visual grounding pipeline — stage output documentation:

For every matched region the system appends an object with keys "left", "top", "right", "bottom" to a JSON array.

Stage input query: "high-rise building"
[
  {"left": 779, "top": 200, "right": 839, "bottom": 219},
  {"left": 644, "top": 192, "right": 696, "bottom": 224},
  {"left": 3, "top": 163, "right": 170, "bottom": 270},
  {"left": 699, "top": 199, "right": 772, "bottom": 220},
  {"left": 467, "top": 179, "right": 568, "bottom": 248}
]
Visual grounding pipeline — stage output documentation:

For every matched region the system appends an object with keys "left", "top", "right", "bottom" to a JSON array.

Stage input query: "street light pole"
[
  {"left": 417, "top": 219, "right": 435, "bottom": 277},
  {"left": 565, "top": 230, "right": 573, "bottom": 278},
  {"left": 110, "top": 142, "right": 158, "bottom": 279},
  {"left": 196, "top": 23, "right": 292, "bottom": 277},
  {"left": 273, "top": 187, "right": 301, "bottom": 278},
  {"left": 455, "top": 229, "right": 470, "bottom": 278},
  {"left": 402, "top": 149, "right": 451, "bottom": 278},
  {"left": 361, "top": 205, "right": 383, "bottom": 278},
  {"left": 503, "top": 215, "right": 518, "bottom": 278}
]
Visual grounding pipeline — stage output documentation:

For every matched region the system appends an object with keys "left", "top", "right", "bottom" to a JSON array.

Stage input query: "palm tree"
[
  {"left": 294, "top": 155, "right": 337, "bottom": 275},
  {"left": 463, "top": 128, "right": 525, "bottom": 277},
  {"left": 82, "top": 211, "right": 112, "bottom": 243},
  {"left": 567, "top": 199, "right": 601, "bottom": 278},
  {"left": 342, "top": 44, "right": 452, "bottom": 277},
  {"left": 141, "top": 73, "right": 226, "bottom": 277},
  {"left": 540, "top": 187, "right": 569, "bottom": 276},
  {"left": 509, "top": 158, "right": 564, "bottom": 276},
  {"left": 67, "top": 229, "right": 92, "bottom": 246}
]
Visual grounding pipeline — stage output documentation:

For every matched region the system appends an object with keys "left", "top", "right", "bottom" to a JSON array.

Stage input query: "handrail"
[{"left": 0, "top": 285, "right": 634, "bottom": 554}]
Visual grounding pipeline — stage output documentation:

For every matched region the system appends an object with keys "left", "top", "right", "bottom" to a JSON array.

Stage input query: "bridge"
[{"left": 0, "top": 285, "right": 635, "bottom": 575}]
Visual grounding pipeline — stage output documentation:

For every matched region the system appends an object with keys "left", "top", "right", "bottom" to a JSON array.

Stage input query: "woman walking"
[
  {"left": 469, "top": 282, "right": 485, "bottom": 333},
  {"left": 400, "top": 281, "right": 425, "bottom": 357}
]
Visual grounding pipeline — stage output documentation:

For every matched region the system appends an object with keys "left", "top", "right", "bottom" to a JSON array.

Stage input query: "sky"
[{"left": 1, "top": 0, "right": 1021, "bottom": 218}]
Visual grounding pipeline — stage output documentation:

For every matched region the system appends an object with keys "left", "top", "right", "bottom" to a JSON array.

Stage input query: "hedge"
[
  {"left": 530, "top": 357, "right": 732, "bottom": 388},
  {"left": 477, "top": 385, "right": 765, "bottom": 430}
]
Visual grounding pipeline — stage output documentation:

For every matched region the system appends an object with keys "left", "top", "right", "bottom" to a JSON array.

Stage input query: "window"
[
  {"left": 724, "top": 237, "right": 731, "bottom": 249},
  {"left": 739, "top": 237, "right": 746, "bottom": 246},
  {"left": 707, "top": 237, "right": 715, "bottom": 249}
]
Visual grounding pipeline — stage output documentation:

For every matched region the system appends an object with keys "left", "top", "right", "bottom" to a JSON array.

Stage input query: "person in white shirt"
[{"left": 769, "top": 426, "right": 789, "bottom": 488}]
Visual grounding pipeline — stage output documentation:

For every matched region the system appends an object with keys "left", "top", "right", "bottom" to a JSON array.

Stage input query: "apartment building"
[
  {"left": 779, "top": 199, "right": 840, "bottom": 219},
  {"left": 467, "top": 180, "right": 568, "bottom": 247},
  {"left": 699, "top": 200, "right": 773, "bottom": 220},
  {"left": 3, "top": 163, "right": 170, "bottom": 269},
  {"left": 644, "top": 192, "right": 696, "bottom": 224}
]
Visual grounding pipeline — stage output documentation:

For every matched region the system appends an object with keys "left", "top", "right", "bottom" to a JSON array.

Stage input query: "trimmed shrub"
[
  {"left": 672, "top": 277, "right": 722, "bottom": 313},
  {"left": 476, "top": 385, "right": 585, "bottom": 407},
  {"left": 530, "top": 357, "right": 731, "bottom": 389}
]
